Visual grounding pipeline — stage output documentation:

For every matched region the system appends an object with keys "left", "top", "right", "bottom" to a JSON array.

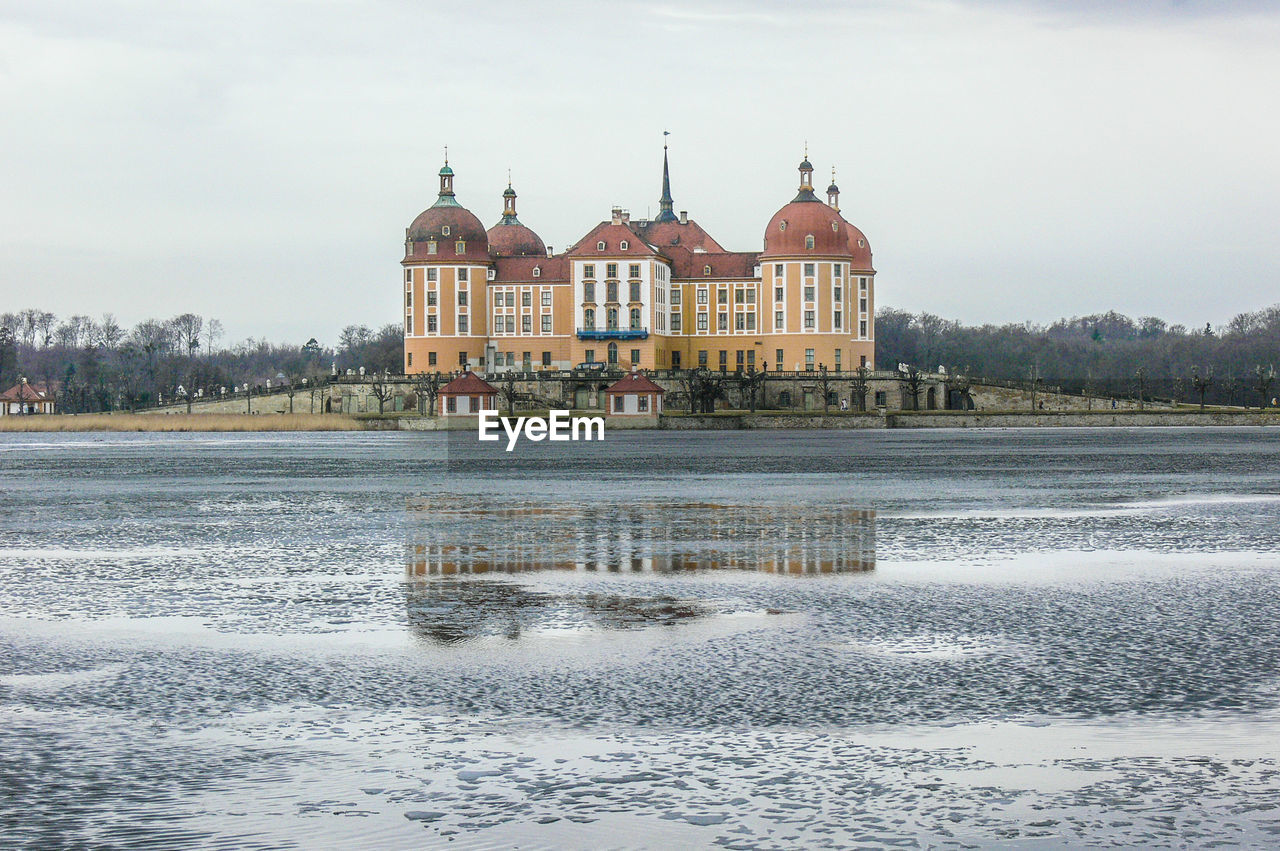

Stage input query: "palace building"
[{"left": 401, "top": 149, "right": 875, "bottom": 375}]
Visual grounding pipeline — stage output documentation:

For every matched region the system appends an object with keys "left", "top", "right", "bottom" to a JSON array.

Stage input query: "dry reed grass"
[{"left": 0, "top": 413, "right": 365, "bottom": 432}]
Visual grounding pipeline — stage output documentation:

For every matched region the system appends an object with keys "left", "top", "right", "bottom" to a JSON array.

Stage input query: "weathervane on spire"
[{"left": 443, "top": 145, "right": 448, "bottom": 166}]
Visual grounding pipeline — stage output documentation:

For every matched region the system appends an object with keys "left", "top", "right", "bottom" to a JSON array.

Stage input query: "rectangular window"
[
  {"left": 427, "top": 315, "right": 437, "bottom": 333},
  {"left": 607, "top": 281, "right": 618, "bottom": 302},
  {"left": 774, "top": 263, "right": 783, "bottom": 277},
  {"left": 736, "top": 350, "right": 744, "bottom": 367},
  {"left": 541, "top": 315, "right": 552, "bottom": 333},
  {"left": 859, "top": 277, "right": 867, "bottom": 291},
  {"left": 671, "top": 312, "right": 682, "bottom": 332},
  {"left": 427, "top": 291, "right": 437, "bottom": 306},
  {"left": 803, "top": 263, "right": 815, "bottom": 277},
  {"left": 747, "top": 350, "right": 755, "bottom": 367},
  {"left": 746, "top": 290, "right": 756, "bottom": 304},
  {"left": 834, "top": 264, "right": 843, "bottom": 278},
  {"left": 775, "top": 310, "right": 784, "bottom": 329},
  {"left": 631, "top": 348, "right": 640, "bottom": 365},
  {"left": 638, "top": 395, "right": 649, "bottom": 412},
  {"left": 427, "top": 268, "right": 437, "bottom": 282},
  {"left": 493, "top": 292, "right": 503, "bottom": 307},
  {"left": 834, "top": 311, "right": 842, "bottom": 329},
  {"left": 584, "top": 281, "right": 595, "bottom": 302},
  {"left": 428, "top": 241, "right": 437, "bottom": 255},
  {"left": 670, "top": 288, "right": 681, "bottom": 304},
  {"left": 428, "top": 351, "right": 437, "bottom": 366},
  {"left": 860, "top": 320, "right": 868, "bottom": 337},
  {"left": 746, "top": 313, "right": 756, "bottom": 331},
  {"left": 833, "top": 286, "right": 842, "bottom": 302},
  {"left": 696, "top": 289, "right": 707, "bottom": 304},
  {"left": 671, "top": 351, "right": 681, "bottom": 368},
  {"left": 718, "top": 350, "right": 727, "bottom": 370},
  {"left": 522, "top": 315, "right": 531, "bottom": 333},
  {"left": 584, "top": 264, "right": 595, "bottom": 278},
  {"left": 458, "top": 290, "right": 468, "bottom": 306},
  {"left": 697, "top": 313, "right": 708, "bottom": 331},
  {"left": 458, "top": 315, "right": 468, "bottom": 333},
  {"left": 494, "top": 316, "right": 504, "bottom": 333},
  {"left": 698, "top": 350, "right": 708, "bottom": 367},
  {"left": 776, "top": 348, "right": 784, "bottom": 371},
  {"left": 606, "top": 262, "right": 618, "bottom": 279},
  {"left": 629, "top": 263, "right": 640, "bottom": 278},
  {"left": 629, "top": 281, "right": 641, "bottom": 302},
  {"left": 774, "top": 286, "right": 784, "bottom": 303},
  {"left": 522, "top": 291, "right": 532, "bottom": 307},
  {"left": 405, "top": 269, "right": 413, "bottom": 284},
  {"left": 406, "top": 289, "right": 413, "bottom": 308},
  {"left": 459, "top": 351, "right": 468, "bottom": 366},
  {"left": 804, "top": 310, "right": 815, "bottom": 329},
  {"left": 735, "top": 313, "right": 745, "bottom": 331},
  {"left": 458, "top": 268, "right": 469, "bottom": 281},
  {"left": 585, "top": 348, "right": 595, "bottom": 363},
  {"left": 446, "top": 396, "right": 456, "bottom": 413},
  {"left": 405, "top": 316, "right": 411, "bottom": 334},
  {"left": 542, "top": 351, "right": 551, "bottom": 366},
  {"left": 835, "top": 349, "right": 842, "bottom": 370},
  {"left": 804, "top": 286, "right": 815, "bottom": 302},
  {"left": 717, "top": 313, "right": 728, "bottom": 331},
  {"left": 456, "top": 241, "right": 465, "bottom": 254},
  {"left": 718, "top": 289, "right": 728, "bottom": 305},
  {"left": 805, "top": 348, "right": 815, "bottom": 369},
  {"left": 860, "top": 297, "right": 868, "bottom": 312},
  {"left": 542, "top": 291, "right": 551, "bottom": 306},
  {"left": 406, "top": 351, "right": 412, "bottom": 366}
]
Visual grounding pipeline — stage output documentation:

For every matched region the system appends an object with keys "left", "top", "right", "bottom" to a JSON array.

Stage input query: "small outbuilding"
[
  {"left": 438, "top": 370, "right": 498, "bottom": 416},
  {"left": 605, "top": 368, "right": 664, "bottom": 417},
  {"left": 0, "top": 378, "right": 55, "bottom": 415}
]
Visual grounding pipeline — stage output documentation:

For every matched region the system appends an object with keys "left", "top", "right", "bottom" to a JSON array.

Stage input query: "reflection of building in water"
[{"left": 405, "top": 499, "right": 874, "bottom": 576}]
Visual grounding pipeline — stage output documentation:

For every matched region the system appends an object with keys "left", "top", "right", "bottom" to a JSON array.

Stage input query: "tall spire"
[
  {"left": 656, "top": 131, "right": 678, "bottom": 223},
  {"left": 433, "top": 150, "right": 460, "bottom": 208}
]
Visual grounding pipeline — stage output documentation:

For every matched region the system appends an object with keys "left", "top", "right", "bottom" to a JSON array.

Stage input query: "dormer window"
[
  {"left": 779, "top": 221, "right": 787, "bottom": 231},
  {"left": 405, "top": 241, "right": 413, "bottom": 257},
  {"left": 442, "top": 226, "right": 450, "bottom": 237},
  {"left": 805, "top": 235, "right": 815, "bottom": 250},
  {"left": 486, "top": 268, "right": 495, "bottom": 281},
  {"left": 427, "top": 240, "right": 437, "bottom": 255},
  {"left": 703, "top": 265, "right": 712, "bottom": 276},
  {"left": 620, "top": 240, "right": 629, "bottom": 251},
  {"left": 831, "top": 221, "right": 840, "bottom": 233},
  {"left": 597, "top": 241, "right": 606, "bottom": 251},
  {"left": 533, "top": 266, "right": 541, "bottom": 278},
  {"left": 456, "top": 241, "right": 465, "bottom": 253}
]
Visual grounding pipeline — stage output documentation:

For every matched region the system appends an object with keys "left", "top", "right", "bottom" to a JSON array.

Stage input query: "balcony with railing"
[{"left": 576, "top": 327, "right": 649, "bottom": 340}]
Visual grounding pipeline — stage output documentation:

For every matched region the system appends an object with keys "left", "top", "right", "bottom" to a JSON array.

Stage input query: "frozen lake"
[{"left": 3, "top": 428, "right": 1280, "bottom": 847}]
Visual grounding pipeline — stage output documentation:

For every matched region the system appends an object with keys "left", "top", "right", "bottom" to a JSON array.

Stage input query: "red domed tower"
[
  {"left": 758, "top": 152, "right": 876, "bottom": 372},
  {"left": 403, "top": 156, "right": 493, "bottom": 374},
  {"left": 486, "top": 180, "right": 547, "bottom": 258}
]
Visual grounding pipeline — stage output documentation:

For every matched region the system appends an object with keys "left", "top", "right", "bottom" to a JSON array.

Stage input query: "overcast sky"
[{"left": 2, "top": 0, "right": 1277, "bottom": 345}]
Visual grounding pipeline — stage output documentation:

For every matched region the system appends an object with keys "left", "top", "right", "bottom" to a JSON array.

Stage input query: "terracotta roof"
[
  {"left": 406, "top": 201, "right": 490, "bottom": 263},
  {"left": 631, "top": 218, "right": 725, "bottom": 252},
  {"left": 492, "top": 255, "right": 569, "bottom": 283},
  {"left": 439, "top": 370, "right": 498, "bottom": 396},
  {"left": 843, "top": 221, "right": 874, "bottom": 272},
  {"left": 0, "top": 381, "right": 50, "bottom": 403},
  {"left": 605, "top": 371, "right": 665, "bottom": 395},
  {"left": 487, "top": 221, "right": 547, "bottom": 258},
  {"left": 565, "top": 221, "right": 666, "bottom": 259},
  {"left": 665, "top": 248, "right": 759, "bottom": 281},
  {"left": 761, "top": 197, "right": 854, "bottom": 258}
]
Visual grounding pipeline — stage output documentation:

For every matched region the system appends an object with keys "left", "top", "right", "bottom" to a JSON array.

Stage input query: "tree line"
[
  {"left": 0, "top": 309, "right": 402, "bottom": 412},
  {"left": 875, "top": 304, "right": 1280, "bottom": 406}
]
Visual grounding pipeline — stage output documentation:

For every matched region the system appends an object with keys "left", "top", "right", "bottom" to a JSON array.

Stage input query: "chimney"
[
  {"left": 621, "top": 209, "right": 630, "bottom": 223},
  {"left": 547, "top": 246, "right": 553, "bottom": 255},
  {"left": 679, "top": 210, "right": 688, "bottom": 225},
  {"left": 611, "top": 206, "right": 622, "bottom": 225}
]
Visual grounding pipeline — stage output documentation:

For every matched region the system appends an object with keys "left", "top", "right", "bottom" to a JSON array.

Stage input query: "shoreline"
[{"left": 2, "top": 409, "right": 1278, "bottom": 433}]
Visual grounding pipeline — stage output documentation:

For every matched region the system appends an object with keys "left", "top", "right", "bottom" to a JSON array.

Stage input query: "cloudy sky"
[{"left": 1, "top": 0, "right": 1277, "bottom": 345}]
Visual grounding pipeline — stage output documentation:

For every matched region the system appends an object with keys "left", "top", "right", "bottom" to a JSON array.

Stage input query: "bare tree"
[
  {"left": 369, "top": 370, "right": 394, "bottom": 415},
  {"left": 817, "top": 364, "right": 833, "bottom": 413},
  {"left": 1134, "top": 367, "right": 1147, "bottom": 411},
  {"left": 1255, "top": 365, "right": 1276, "bottom": 409},
  {"left": 411, "top": 371, "right": 441, "bottom": 415},
  {"left": 500, "top": 371, "right": 519, "bottom": 416},
  {"left": 739, "top": 366, "right": 766, "bottom": 413},
  {"left": 1191, "top": 367, "right": 1213, "bottom": 411},
  {"left": 850, "top": 365, "right": 871, "bottom": 412},
  {"left": 902, "top": 366, "right": 924, "bottom": 411}
]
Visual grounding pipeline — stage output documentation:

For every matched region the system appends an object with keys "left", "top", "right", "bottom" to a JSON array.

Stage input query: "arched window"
[
  {"left": 456, "top": 241, "right": 465, "bottom": 253},
  {"left": 607, "top": 342, "right": 618, "bottom": 364},
  {"left": 597, "top": 241, "right": 606, "bottom": 251},
  {"left": 607, "top": 307, "right": 618, "bottom": 330},
  {"left": 703, "top": 265, "right": 712, "bottom": 276},
  {"left": 533, "top": 266, "right": 541, "bottom": 277},
  {"left": 805, "top": 234, "right": 815, "bottom": 250},
  {"left": 584, "top": 308, "right": 595, "bottom": 330},
  {"left": 442, "top": 226, "right": 450, "bottom": 237},
  {"left": 620, "top": 240, "right": 629, "bottom": 250},
  {"left": 779, "top": 220, "right": 787, "bottom": 231},
  {"left": 629, "top": 308, "right": 641, "bottom": 329}
]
